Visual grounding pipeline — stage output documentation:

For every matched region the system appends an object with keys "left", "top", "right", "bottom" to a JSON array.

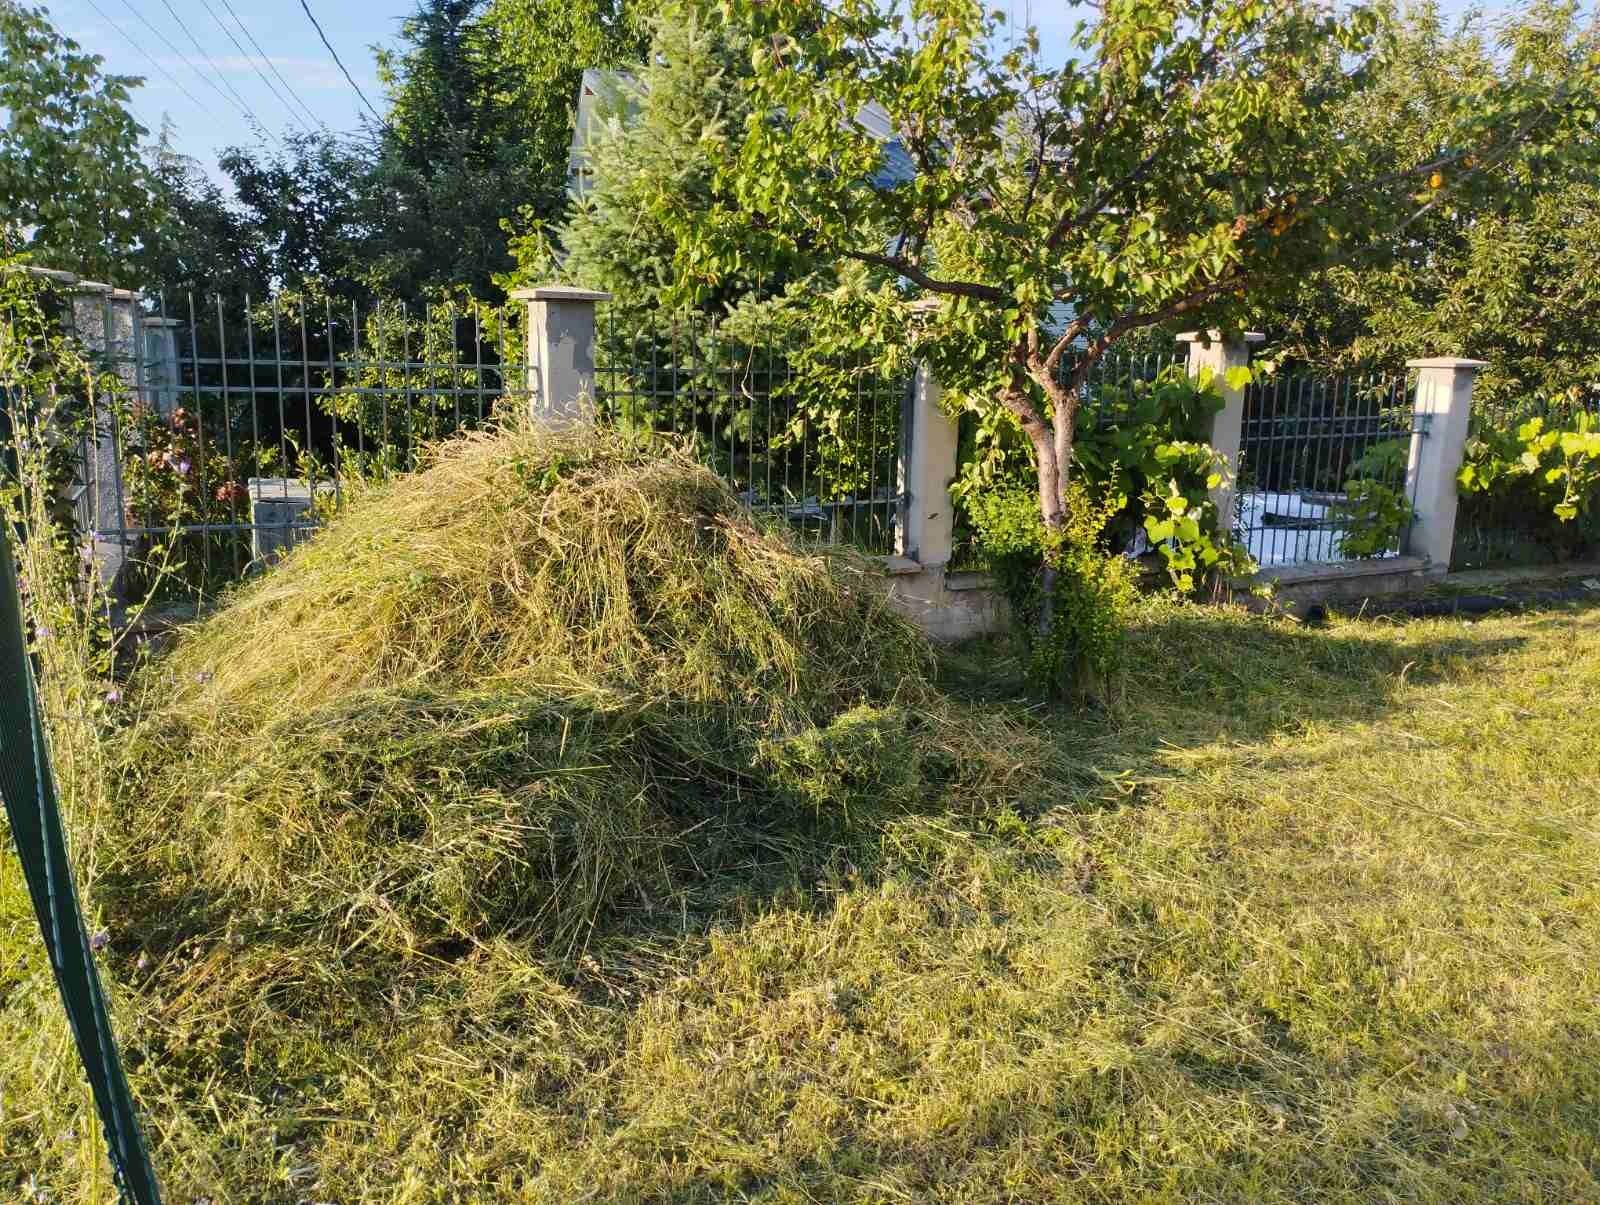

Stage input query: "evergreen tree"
[
  {"left": 546, "top": 0, "right": 821, "bottom": 316},
  {"left": 374, "top": 0, "right": 648, "bottom": 298}
]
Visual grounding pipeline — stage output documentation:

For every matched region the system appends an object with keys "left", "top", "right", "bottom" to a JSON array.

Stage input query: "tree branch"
[{"left": 838, "top": 248, "right": 1006, "bottom": 302}]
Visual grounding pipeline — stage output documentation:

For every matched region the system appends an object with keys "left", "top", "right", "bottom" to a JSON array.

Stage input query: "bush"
[{"left": 965, "top": 480, "right": 1136, "bottom": 697}]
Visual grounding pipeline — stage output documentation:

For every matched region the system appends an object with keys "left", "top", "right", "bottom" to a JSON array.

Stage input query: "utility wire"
[
  {"left": 296, "top": 0, "right": 387, "bottom": 129},
  {"left": 150, "top": 0, "right": 283, "bottom": 145},
  {"left": 79, "top": 0, "right": 207, "bottom": 112},
  {"left": 215, "top": 0, "right": 327, "bottom": 132},
  {"left": 193, "top": 0, "right": 317, "bottom": 136},
  {"left": 116, "top": 0, "right": 282, "bottom": 146}
]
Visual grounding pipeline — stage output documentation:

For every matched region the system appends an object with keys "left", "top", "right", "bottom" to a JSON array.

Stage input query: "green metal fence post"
[{"left": 0, "top": 527, "right": 162, "bottom": 1204}]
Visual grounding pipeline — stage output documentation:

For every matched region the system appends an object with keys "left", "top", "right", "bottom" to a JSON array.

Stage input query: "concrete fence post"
[
  {"left": 1403, "top": 357, "right": 1486, "bottom": 573},
  {"left": 895, "top": 363, "right": 959, "bottom": 567},
  {"left": 511, "top": 285, "right": 611, "bottom": 427},
  {"left": 1177, "top": 329, "right": 1264, "bottom": 524},
  {"left": 139, "top": 316, "right": 182, "bottom": 419},
  {"left": 69, "top": 283, "right": 142, "bottom": 598}
]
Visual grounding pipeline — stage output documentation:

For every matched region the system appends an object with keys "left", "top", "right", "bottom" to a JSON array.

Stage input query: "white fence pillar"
[
  {"left": 512, "top": 286, "right": 611, "bottom": 427},
  {"left": 1404, "top": 357, "right": 1485, "bottom": 573},
  {"left": 895, "top": 364, "right": 959, "bottom": 567},
  {"left": 1177, "top": 330, "right": 1263, "bottom": 523}
]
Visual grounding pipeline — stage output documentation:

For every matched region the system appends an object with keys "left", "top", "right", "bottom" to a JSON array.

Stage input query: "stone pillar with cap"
[
  {"left": 1403, "top": 357, "right": 1486, "bottom": 573},
  {"left": 1177, "top": 330, "right": 1264, "bottom": 524},
  {"left": 511, "top": 286, "right": 612, "bottom": 427}
]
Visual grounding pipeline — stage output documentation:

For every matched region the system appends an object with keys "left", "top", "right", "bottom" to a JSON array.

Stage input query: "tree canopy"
[
  {"left": 373, "top": 0, "right": 649, "bottom": 296},
  {"left": 660, "top": 0, "right": 1599, "bottom": 534},
  {"left": 1280, "top": 0, "right": 1600, "bottom": 407},
  {"left": 0, "top": 1, "right": 161, "bottom": 279}
]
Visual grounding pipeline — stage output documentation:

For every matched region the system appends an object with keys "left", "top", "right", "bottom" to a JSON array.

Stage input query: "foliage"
[
  {"left": 1, "top": 246, "right": 168, "bottom": 904},
  {"left": 544, "top": 0, "right": 806, "bottom": 311},
  {"left": 954, "top": 362, "right": 1253, "bottom": 591},
  {"left": 134, "top": 125, "right": 272, "bottom": 305},
  {"left": 291, "top": 285, "right": 521, "bottom": 472},
  {"left": 964, "top": 479, "right": 1136, "bottom": 694},
  {"left": 377, "top": 0, "right": 649, "bottom": 297},
  {"left": 137, "top": 130, "right": 385, "bottom": 308},
  {"left": 1278, "top": 2, "right": 1600, "bottom": 409},
  {"left": 1331, "top": 477, "right": 1415, "bottom": 559},
  {"left": 1141, "top": 441, "right": 1255, "bottom": 589},
  {"left": 546, "top": 4, "right": 902, "bottom": 516},
  {"left": 1459, "top": 411, "right": 1600, "bottom": 530},
  {"left": 0, "top": 2, "right": 161, "bottom": 279}
]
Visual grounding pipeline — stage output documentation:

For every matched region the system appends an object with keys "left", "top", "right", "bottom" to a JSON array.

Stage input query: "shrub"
[
  {"left": 1332, "top": 478, "right": 1414, "bottom": 558},
  {"left": 965, "top": 479, "right": 1136, "bottom": 697}
]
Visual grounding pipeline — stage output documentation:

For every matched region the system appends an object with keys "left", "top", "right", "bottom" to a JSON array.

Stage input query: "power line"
[
  {"left": 115, "top": 0, "right": 281, "bottom": 146},
  {"left": 296, "top": 0, "right": 387, "bottom": 129},
  {"left": 214, "top": 0, "right": 326, "bottom": 132},
  {"left": 79, "top": 0, "right": 207, "bottom": 112},
  {"left": 192, "top": 0, "right": 316, "bottom": 136},
  {"left": 150, "top": 0, "right": 282, "bottom": 145}
]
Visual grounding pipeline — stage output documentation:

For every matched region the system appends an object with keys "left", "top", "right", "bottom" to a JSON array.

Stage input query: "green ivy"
[{"left": 1331, "top": 478, "right": 1414, "bottom": 559}]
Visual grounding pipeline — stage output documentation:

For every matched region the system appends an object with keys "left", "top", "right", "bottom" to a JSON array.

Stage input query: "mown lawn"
[{"left": 4, "top": 597, "right": 1599, "bottom": 1201}]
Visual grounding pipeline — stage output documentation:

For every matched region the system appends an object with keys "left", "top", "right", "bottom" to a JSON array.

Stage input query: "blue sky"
[
  {"left": 50, "top": 0, "right": 1486, "bottom": 176},
  {"left": 44, "top": 0, "right": 1083, "bottom": 171},
  {"left": 49, "top": 0, "right": 398, "bottom": 167}
]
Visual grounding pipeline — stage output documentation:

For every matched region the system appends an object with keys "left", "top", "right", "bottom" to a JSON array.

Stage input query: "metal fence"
[
  {"left": 1234, "top": 369, "right": 1418, "bottom": 567},
  {"left": 44, "top": 292, "right": 912, "bottom": 601},
  {"left": 64, "top": 293, "right": 529, "bottom": 596},
  {"left": 595, "top": 306, "right": 908, "bottom": 553}
]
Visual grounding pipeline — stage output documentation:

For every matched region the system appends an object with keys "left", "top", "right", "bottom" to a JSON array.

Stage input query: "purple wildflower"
[
  {"left": 175, "top": 458, "right": 192, "bottom": 476},
  {"left": 104, "top": 686, "right": 122, "bottom": 705},
  {"left": 89, "top": 930, "right": 110, "bottom": 953},
  {"left": 34, "top": 624, "right": 50, "bottom": 639},
  {"left": 135, "top": 953, "right": 151, "bottom": 973}
]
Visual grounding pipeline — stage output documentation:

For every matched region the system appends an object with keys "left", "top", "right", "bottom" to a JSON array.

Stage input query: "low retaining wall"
[
  {"left": 879, "top": 557, "right": 1009, "bottom": 642},
  {"left": 877, "top": 551, "right": 1597, "bottom": 641}
]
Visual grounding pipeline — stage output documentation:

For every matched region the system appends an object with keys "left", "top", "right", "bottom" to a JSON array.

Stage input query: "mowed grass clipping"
[{"left": 0, "top": 426, "right": 1596, "bottom": 1200}]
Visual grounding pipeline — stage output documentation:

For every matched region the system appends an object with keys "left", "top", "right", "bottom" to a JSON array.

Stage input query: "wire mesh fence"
[
  {"left": 595, "top": 305, "right": 908, "bottom": 554},
  {"left": 60, "top": 292, "right": 529, "bottom": 598},
  {"left": 1234, "top": 369, "right": 1417, "bottom": 567},
  {"left": 34, "top": 291, "right": 914, "bottom": 603}
]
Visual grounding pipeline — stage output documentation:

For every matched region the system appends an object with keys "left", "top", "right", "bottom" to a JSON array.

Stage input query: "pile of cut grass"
[{"left": 103, "top": 424, "right": 997, "bottom": 959}]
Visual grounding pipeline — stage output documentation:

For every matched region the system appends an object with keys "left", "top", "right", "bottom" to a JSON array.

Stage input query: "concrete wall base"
[
  {"left": 1227, "top": 555, "right": 1437, "bottom": 615},
  {"left": 879, "top": 557, "right": 1009, "bottom": 642}
]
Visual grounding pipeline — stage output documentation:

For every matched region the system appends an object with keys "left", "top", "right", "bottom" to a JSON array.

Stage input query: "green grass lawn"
[{"left": 4, "top": 598, "right": 1599, "bottom": 1201}]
